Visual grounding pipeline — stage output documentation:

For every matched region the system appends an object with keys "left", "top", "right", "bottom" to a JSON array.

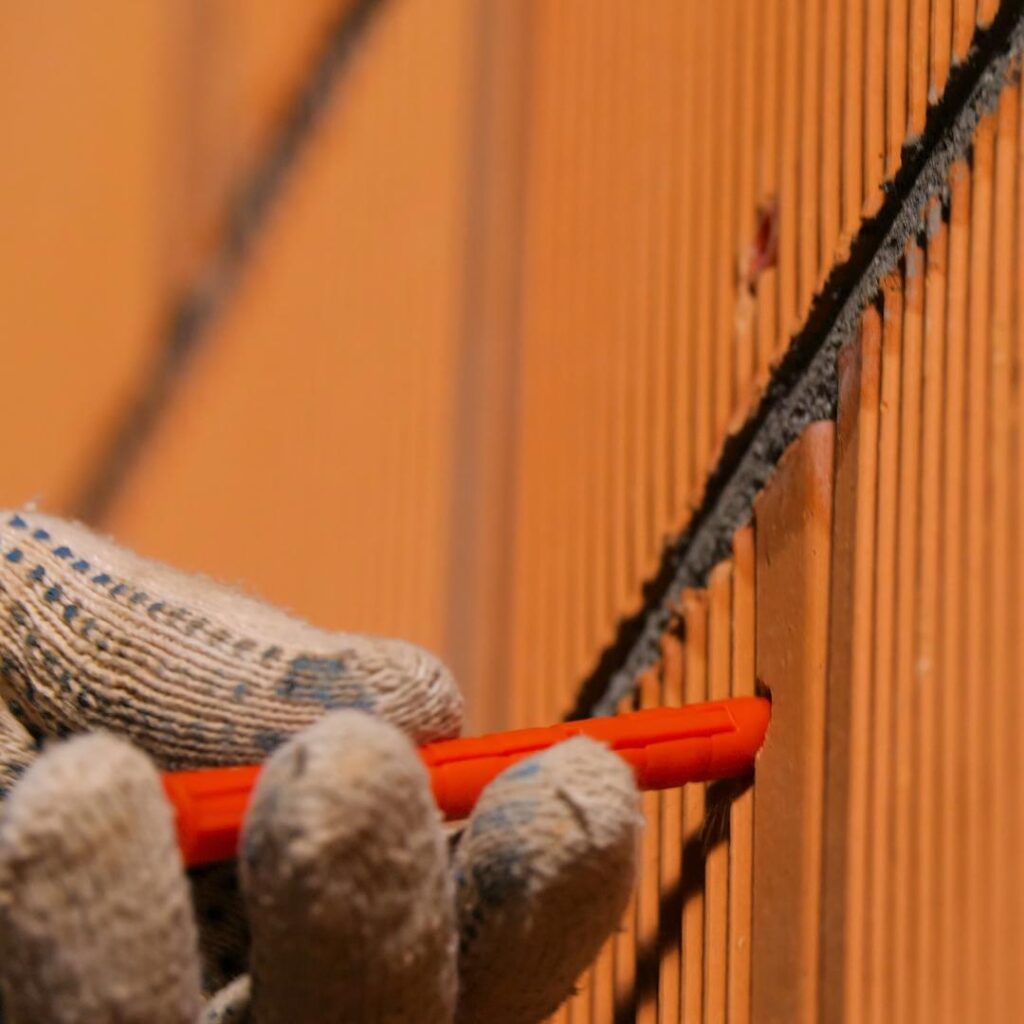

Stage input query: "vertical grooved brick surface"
[
  {"left": 680, "top": 591, "right": 708, "bottom": 1024},
  {"left": 821, "top": 312, "right": 881, "bottom": 1024},
  {"left": 703, "top": 563, "right": 731, "bottom": 1023},
  {"left": 751, "top": 422, "right": 834, "bottom": 1024},
  {"left": 726, "top": 528, "right": 755, "bottom": 1024}
]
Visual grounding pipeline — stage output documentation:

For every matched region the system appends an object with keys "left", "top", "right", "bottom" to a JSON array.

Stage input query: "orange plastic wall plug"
[{"left": 162, "top": 695, "right": 770, "bottom": 866}]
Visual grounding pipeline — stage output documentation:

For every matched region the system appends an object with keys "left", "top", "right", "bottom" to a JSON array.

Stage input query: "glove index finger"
[{"left": 0, "top": 510, "right": 463, "bottom": 768}]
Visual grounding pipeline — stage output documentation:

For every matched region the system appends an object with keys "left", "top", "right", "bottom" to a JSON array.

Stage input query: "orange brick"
[
  {"left": 891, "top": 236, "right": 924, "bottom": 1024},
  {"left": 863, "top": 0, "right": 887, "bottom": 218},
  {"left": 590, "top": 935, "right": 616, "bottom": 1024},
  {"left": 987, "top": 81, "right": 1018, "bottom": 1022},
  {"left": 913, "top": 198, "right": 948, "bottom": 1022},
  {"left": 798, "top": 0, "right": 822, "bottom": 319},
  {"left": 930, "top": 0, "right": 953, "bottom": 109},
  {"left": 754, "top": 0, "right": 779, "bottom": 374},
  {"left": 776, "top": 0, "right": 800, "bottom": 345},
  {"left": 820, "top": 0, "right": 843, "bottom": 264},
  {"left": 751, "top": 422, "right": 834, "bottom": 1024},
  {"left": 886, "top": 0, "right": 910, "bottom": 176},
  {"left": 703, "top": 562, "right": 732, "bottom": 1022},
  {"left": 908, "top": 0, "right": 930, "bottom": 139},
  {"left": 657, "top": 629, "right": 685, "bottom": 1024},
  {"left": 953, "top": 0, "right": 975, "bottom": 62},
  {"left": 681, "top": 589, "right": 708, "bottom": 1022},
  {"left": 727, "top": 527, "right": 756, "bottom": 1024},
  {"left": 1014, "top": 76, "right": 1024, "bottom": 1023},
  {"left": 963, "top": 111, "right": 996, "bottom": 1021},
  {"left": 567, "top": 967, "right": 591, "bottom": 1024},
  {"left": 867, "top": 274, "right": 904, "bottom": 1024},
  {"left": 820, "top": 308, "right": 882, "bottom": 1023},
  {"left": 842, "top": 0, "right": 864, "bottom": 240},
  {"left": 932, "top": 167, "right": 968, "bottom": 1024}
]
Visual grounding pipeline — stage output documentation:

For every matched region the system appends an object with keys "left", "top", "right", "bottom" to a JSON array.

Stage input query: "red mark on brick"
[{"left": 743, "top": 198, "right": 779, "bottom": 291}]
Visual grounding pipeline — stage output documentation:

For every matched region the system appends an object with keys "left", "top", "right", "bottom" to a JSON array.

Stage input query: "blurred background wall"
[{"left": 0, "top": 0, "right": 492, "bottom": 716}]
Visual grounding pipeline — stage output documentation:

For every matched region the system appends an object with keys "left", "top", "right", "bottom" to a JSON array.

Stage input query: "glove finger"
[
  {"left": 0, "top": 509, "right": 463, "bottom": 767},
  {"left": 0, "top": 733, "right": 203, "bottom": 1024},
  {"left": 240, "top": 710, "right": 457, "bottom": 1024},
  {"left": 453, "top": 737, "right": 640, "bottom": 1024}
]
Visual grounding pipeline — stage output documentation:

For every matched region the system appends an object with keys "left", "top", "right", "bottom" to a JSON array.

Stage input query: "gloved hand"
[{"left": 0, "top": 510, "right": 640, "bottom": 1023}]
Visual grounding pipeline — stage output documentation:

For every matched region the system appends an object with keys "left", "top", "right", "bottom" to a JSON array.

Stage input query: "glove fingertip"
[{"left": 454, "top": 737, "right": 640, "bottom": 1024}]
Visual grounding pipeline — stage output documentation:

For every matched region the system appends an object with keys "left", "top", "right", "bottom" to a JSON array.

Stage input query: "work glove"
[{"left": 0, "top": 510, "right": 640, "bottom": 1023}]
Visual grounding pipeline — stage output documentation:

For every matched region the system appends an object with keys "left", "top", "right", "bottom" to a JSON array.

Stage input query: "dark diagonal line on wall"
[
  {"left": 571, "top": 0, "right": 1024, "bottom": 718},
  {"left": 69, "top": 0, "right": 385, "bottom": 526}
]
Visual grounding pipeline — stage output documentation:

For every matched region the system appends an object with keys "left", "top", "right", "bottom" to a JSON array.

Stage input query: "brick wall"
[{"left": 2, "top": 2, "right": 1022, "bottom": 1020}]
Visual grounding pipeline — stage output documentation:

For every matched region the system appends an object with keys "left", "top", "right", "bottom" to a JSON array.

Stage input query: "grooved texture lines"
[
  {"left": 508, "top": 0, "right": 995, "bottom": 727},
  {"left": 816, "top": 90, "right": 1024, "bottom": 1024}
]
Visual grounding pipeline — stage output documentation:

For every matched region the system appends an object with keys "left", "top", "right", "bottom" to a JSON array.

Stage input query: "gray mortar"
[{"left": 584, "top": 3, "right": 1024, "bottom": 717}]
